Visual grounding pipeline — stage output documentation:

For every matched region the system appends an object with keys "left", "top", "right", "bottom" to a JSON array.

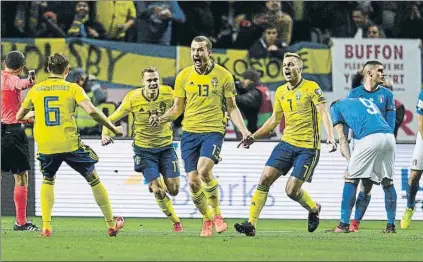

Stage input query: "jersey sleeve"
[
  {"left": 174, "top": 70, "right": 186, "bottom": 98},
  {"left": 21, "top": 89, "right": 34, "bottom": 109},
  {"left": 224, "top": 73, "right": 237, "bottom": 98},
  {"left": 72, "top": 84, "right": 90, "bottom": 104},
  {"left": 385, "top": 90, "right": 396, "bottom": 130},
  {"left": 330, "top": 104, "right": 344, "bottom": 126},
  {"left": 109, "top": 92, "right": 131, "bottom": 123},
  {"left": 309, "top": 82, "right": 327, "bottom": 105},
  {"left": 273, "top": 88, "right": 284, "bottom": 113},
  {"left": 417, "top": 90, "right": 423, "bottom": 115}
]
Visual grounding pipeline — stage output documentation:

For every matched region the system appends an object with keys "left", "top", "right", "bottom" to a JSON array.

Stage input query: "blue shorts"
[
  {"left": 265, "top": 141, "right": 320, "bottom": 182},
  {"left": 37, "top": 144, "right": 98, "bottom": 178},
  {"left": 181, "top": 131, "right": 224, "bottom": 173},
  {"left": 133, "top": 144, "right": 180, "bottom": 183}
]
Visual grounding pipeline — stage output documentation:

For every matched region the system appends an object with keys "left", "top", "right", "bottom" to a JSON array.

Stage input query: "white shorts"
[
  {"left": 347, "top": 133, "right": 395, "bottom": 183},
  {"left": 411, "top": 132, "right": 423, "bottom": 170}
]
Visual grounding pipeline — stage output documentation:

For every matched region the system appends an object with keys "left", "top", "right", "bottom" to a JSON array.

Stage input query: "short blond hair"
[
  {"left": 141, "top": 66, "right": 159, "bottom": 80},
  {"left": 283, "top": 52, "right": 303, "bottom": 70}
]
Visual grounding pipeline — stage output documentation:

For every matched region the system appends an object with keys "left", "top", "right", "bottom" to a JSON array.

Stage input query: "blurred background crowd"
[
  {"left": 1, "top": 1, "right": 423, "bottom": 139},
  {"left": 2, "top": 1, "right": 423, "bottom": 51}
]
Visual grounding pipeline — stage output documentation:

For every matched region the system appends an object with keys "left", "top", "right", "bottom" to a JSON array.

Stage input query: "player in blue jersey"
[
  {"left": 401, "top": 89, "right": 423, "bottom": 229},
  {"left": 346, "top": 60, "right": 396, "bottom": 232},
  {"left": 327, "top": 98, "right": 397, "bottom": 233}
]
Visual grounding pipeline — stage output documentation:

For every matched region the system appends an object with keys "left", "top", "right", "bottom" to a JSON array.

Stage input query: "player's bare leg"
[
  {"left": 188, "top": 170, "right": 213, "bottom": 237},
  {"left": 235, "top": 166, "right": 281, "bottom": 236},
  {"left": 401, "top": 170, "right": 422, "bottom": 229},
  {"left": 198, "top": 157, "right": 227, "bottom": 233},
  {"left": 285, "top": 176, "right": 321, "bottom": 232},
  {"left": 350, "top": 179, "right": 373, "bottom": 232},
  {"left": 151, "top": 177, "right": 183, "bottom": 232},
  {"left": 12, "top": 171, "right": 39, "bottom": 231},
  {"left": 85, "top": 171, "right": 124, "bottom": 237}
]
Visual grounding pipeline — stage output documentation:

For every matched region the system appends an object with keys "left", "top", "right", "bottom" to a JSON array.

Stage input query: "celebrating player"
[
  {"left": 16, "top": 53, "right": 124, "bottom": 237},
  {"left": 327, "top": 98, "right": 397, "bottom": 233},
  {"left": 401, "top": 89, "right": 423, "bottom": 229},
  {"left": 101, "top": 67, "right": 183, "bottom": 233},
  {"left": 1, "top": 51, "right": 39, "bottom": 231},
  {"left": 150, "top": 36, "right": 252, "bottom": 237},
  {"left": 346, "top": 60, "right": 396, "bottom": 232},
  {"left": 234, "top": 52, "right": 336, "bottom": 236}
]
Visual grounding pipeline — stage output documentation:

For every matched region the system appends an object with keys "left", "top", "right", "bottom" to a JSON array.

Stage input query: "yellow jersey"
[
  {"left": 274, "top": 79, "right": 327, "bottom": 149},
  {"left": 21, "top": 77, "right": 90, "bottom": 154},
  {"left": 107, "top": 85, "right": 174, "bottom": 148},
  {"left": 174, "top": 63, "right": 236, "bottom": 134}
]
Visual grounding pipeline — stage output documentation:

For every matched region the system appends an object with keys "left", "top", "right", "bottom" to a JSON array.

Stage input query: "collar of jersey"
[
  {"left": 360, "top": 85, "right": 380, "bottom": 93},
  {"left": 195, "top": 61, "right": 215, "bottom": 75},
  {"left": 287, "top": 78, "right": 304, "bottom": 91},
  {"left": 142, "top": 88, "right": 160, "bottom": 102}
]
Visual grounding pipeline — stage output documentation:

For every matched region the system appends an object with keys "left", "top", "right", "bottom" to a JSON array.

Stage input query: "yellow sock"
[
  {"left": 295, "top": 190, "right": 317, "bottom": 212},
  {"left": 249, "top": 185, "right": 269, "bottom": 227},
  {"left": 90, "top": 179, "right": 115, "bottom": 228},
  {"left": 41, "top": 179, "right": 55, "bottom": 231},
  {"left": 203, "top": 178, "right": 221, "bottom": 216},
  {"left": 190, "top": 188, "right": 212, "bottom": 220},
  {"left": 155, "top": 194, "right": 180, "bottom": 224}
]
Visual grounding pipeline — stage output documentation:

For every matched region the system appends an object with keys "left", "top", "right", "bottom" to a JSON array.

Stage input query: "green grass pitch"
[{"left": 2, "top": 216, "right": 423, "bottom": 261}]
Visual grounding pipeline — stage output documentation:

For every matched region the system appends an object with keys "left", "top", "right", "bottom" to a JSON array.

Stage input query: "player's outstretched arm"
[
  {"left": 79, "top": 99, "right": 123, "bottom": 136},
  {"left": 316, "top": 103, "right": 337, "bottom": 152},
  {"left": 101, "top": 105, "right": 129, "bottom": 145},
  {"left": 151, "top": 97, "right": 185, "bottom": 127},
  {"left": 226, "top": 97, "right": 251, "bottom": 138},
  {"left": 16, "top": 107, "right": 31, "bottom": 121},
  {"left": 334, "top": 124, "right": 350, "bottom": 160}
]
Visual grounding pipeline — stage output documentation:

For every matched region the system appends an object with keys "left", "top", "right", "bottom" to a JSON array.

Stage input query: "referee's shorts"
[{"left": 1, "top": 123, "right": 31, "bottom": 174}]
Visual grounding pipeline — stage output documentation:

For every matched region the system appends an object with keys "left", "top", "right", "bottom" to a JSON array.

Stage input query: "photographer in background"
[
  {"left": 66, "top": 68, "right": 107, "bottom": 136},
  {"left": 235, "top": 69, "right": 263, "bottom": 134}
]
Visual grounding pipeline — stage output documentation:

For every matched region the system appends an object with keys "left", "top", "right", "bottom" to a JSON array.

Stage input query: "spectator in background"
[
  {"left": 96, "top": 1, "right": 136, "bottom": 41},
  {"left": 396, "top": 2, "right": 423, "bottom": 41},
  {"left": 235, "top": 69, "right": 263, "bottom": 133},
  {"left": 66, "top": 68, "right": 107, "bottom": 136},
  {"left": 173, "top": 2, "right": 214, "bottom": 46},
  {"left": 67, "top": 1, "right": 105, "bottom": 39},
  {"left": 350, "top": 7, "right": 385, "bottom": 38},
  {"left": 248, "top": 23, "right": 286, "bottom": 59},
  {"left": 367, "top": 24, "right": 384, "bottom": 38},
  {"left": 136, "top": 1, "right": 185, "bottom": 46},
  {"left": 27, "top": 2, "right": 67, "bottom": 37},
  {"left": 254, "top": 1, "right": 293, "bottom": 46}
]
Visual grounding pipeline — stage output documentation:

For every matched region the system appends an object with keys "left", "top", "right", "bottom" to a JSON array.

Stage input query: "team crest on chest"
[
  {"left": 159, "top": 102, "right": 166, "bottom": 113},
  {"left": 211, "top": 77, "right": 219, "bottom": 89},
  {"left": 295, "top": 91, "right": 302, "bottom": 101}
]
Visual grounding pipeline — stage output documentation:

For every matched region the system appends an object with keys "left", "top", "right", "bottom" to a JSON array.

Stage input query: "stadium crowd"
[{"left": 2, "top": 1, "right": 423, "bottom": 49}]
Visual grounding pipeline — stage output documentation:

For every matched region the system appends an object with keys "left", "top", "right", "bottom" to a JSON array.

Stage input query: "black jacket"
[{"left": 235, "top": 84, "right": 263, "bottom": 133}]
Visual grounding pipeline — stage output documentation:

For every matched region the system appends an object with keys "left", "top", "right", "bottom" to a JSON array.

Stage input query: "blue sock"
[
  {"left": 383, "top": 185, "right": 397, "bottom": 225},
  {"left": 340, "top": 182, "right": 357, "bottom": 224},
  {"left": 354, "top": 191, "right": 371, "bottom": 222},
  {"left": 406, "top": 183, "right": 419, "bottom": 209}
]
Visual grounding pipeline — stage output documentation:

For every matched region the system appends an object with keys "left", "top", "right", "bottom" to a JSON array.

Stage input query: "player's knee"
[
  {"left": 409, "top": 170, "right": 423, "bottom": 184},
  {"left": 167, "top": 185, "right": 179, "bottom": 196},
  {"left": 258, "top": 174, "right": 275, "bottom": 187},
  {"left": 14, "top": 171, "right": 28, "bottom": 186},
  {"left": 42, "top": 175, "right": 56, "bottom": 185},
  {"left": 381, "top": 178, "right": 393, "bottom": 188},
  {"left": 197, "top": 166, "right": 212, "bottom": 180},
  {"left": 153, "top": 187, "right": 166, "bottom": 199},
  {"left": 85, "top": 171, "right": 100, "bottom": 185},
  {"left": 285, "top": 186, "right": 299, "bottom": 200}
]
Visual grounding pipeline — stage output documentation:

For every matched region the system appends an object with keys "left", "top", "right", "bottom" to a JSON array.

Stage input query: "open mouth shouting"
[
  {"left": 193, "top": 57, "right": 203, "bottom": 67},
  {"left": 284, "top": 70, "right": 292, "bottom": 80}
]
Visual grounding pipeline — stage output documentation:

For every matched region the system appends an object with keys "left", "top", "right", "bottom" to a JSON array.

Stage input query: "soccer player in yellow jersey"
[
  {"left": 235, "top": 52, "right": 337, "bottom": 236},
  {"left": 150, "top": 36, "right": 252, "bottom": 237},
  {"left": 101, "top": 67, "right": 183, "bottom": 233},
  {"left": 16, "top": 53, "right": 124, "bottom": 237}
]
